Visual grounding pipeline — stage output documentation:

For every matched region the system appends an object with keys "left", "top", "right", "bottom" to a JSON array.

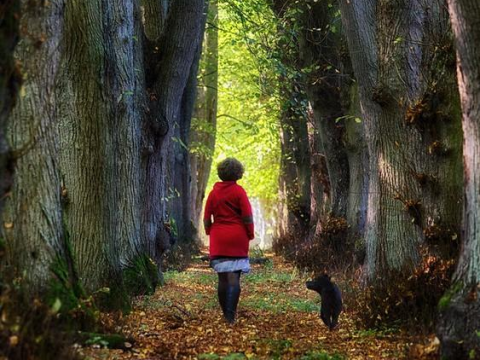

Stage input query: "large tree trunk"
[
  {"left": 142, "top": 0, "right": 205, "bottom": 264},
  {"left": 2, "top": 0, "right": 207, "bottom": 304},
  {"left": 56, "top": 0, "right": 144, "bottom": 303},
  {"left": 344, "top": 85, "right": 369, "bottom": 260},
  {"left": 168, "top": 1, "right": 208, "bottom": 248},
  {"left": 0, "top": 0, "right": 20, "bottom": 203},
  {"left": 340, "top": 0, "right": 462, "bottom": 286},
  {"left": 438, "top": 0, "right": 480, "bottom": 357},
  {"left": 278, "top": 103, "right": 311, "bottom": 239},
  {"left": 190, "top": 0, "right": 218, "bottom": 239},
  {"left": 297, "top": 1, "right": 350, "bottom": 222},
  {"left": 2, "top": 0, "right": 65, "bottom": 290},
  {"left": 271, "top": 1, "right": 311, "bottom": 241}
]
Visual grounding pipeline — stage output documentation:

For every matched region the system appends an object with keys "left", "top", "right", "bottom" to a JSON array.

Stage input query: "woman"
[{"left": 204, "top": 158, "right": 254, "bottom": 324}]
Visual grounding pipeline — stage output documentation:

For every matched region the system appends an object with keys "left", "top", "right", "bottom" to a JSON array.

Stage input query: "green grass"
[
  {"left": 243, "top": 293, "right": 317, "bottom": 313},
  {"left": 163, "top": 270, "right": 216, "bottom": 286},
  {"left": 244, "top": 268, "right": 299, "bottom": 284},
  {"left": 300, "top": 351, "right": 345, "bottom": 360},
  {"left": 198, "top": 353, "right": 247, "bottom": 360}
]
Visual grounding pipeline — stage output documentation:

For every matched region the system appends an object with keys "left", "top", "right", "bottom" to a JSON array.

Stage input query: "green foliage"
[
  {"left": 123, "top": 254, "right": 159, "bottom": 297},
  {"left": 207, "top": 0, "right": 281, "bottom": 213},
  {"left": 48, "top": 255, "right": 86, "bottom": 313}
]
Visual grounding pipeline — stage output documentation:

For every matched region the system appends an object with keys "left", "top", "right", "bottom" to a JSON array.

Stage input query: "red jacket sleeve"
[
  {"left": 203, "top": 191, "right": 213, "bottom": 235},
  {"left": 238, "top": 187, "right": 254, "bottom": 240}
]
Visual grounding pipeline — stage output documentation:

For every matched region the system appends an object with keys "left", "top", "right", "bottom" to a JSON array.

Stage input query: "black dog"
[{"left": 306, "top": 274, "right": 343, "bottom": 330}]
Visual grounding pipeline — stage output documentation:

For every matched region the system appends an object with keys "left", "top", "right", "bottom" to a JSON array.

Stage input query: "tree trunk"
[
  {"left": 55, "top": 1, "right": 145, "bottom": 304},
  {"left": 278, "top": 102, "right": 311, "bottom": 238},
  {"left": 340, "top": 0, "right": 462, "bottom": 285},
  {"left": 344, "top": 85, "right": 369, "bottom": 260},
  {"left": 2, "top": 0, "right": 65, "bottom": 290},
  {"left": 0, "top": 0, "right": 20, "bottom": 203},
  {"left": 297, "top": 1, "right": 350, "bottom": 221},
  {"left": 167, "top": 0, "right": 208, "bottom": 249},
  {"left": 0, "top": 0, "right": 207, "bottom": 304},
  {"left": 271, "top": 1, "right": 311, "bottom": 240},
  {"left": 142, "top": 0, "right": 205, "bottom": 263},
  {"left": 438, "top": 0, "right": 480, "bottom": 357},
  {"left": 190, "top": 0, "right": 218, "bottom": 238}
]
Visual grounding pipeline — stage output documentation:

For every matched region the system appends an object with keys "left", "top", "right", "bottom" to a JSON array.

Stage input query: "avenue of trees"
[{"left": 0, "top": 0, "right": 479, "bottom": 358}]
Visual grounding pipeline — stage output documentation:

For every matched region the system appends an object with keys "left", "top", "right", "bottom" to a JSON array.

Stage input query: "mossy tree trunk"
[
  {"left": 271, "top": 1, "right": 312, "bottom": 241},
  {"left": 297, "top": 0, "right": 351, "bottom": 223},
  {"left": 340, "top": 0, "right": 462, "bottom": 286},
  {"left": 278, "top": 102, "right": 312, "bottom": 239},
  {"left": 168, "top": 1, "right": 209, "bottom": 249},
  {"left": 55, "top": 0, "right": 161, "bottom": 305},
  {"left": 437, "top": 0, "right": 480, "bottom": 357},
  {"left": 3, "top": 0, "right": 207, "bottom": 304},
  {"left": 2, "top": 0, "right": 66, "bottom": 290},
  {"left": 142, "top": 0, "right": 206, "bottom": 264},
  {"left": 0, "top": 0, "right": 20, "bottom": 205},
  {"left": 190, "top": 0, "right": 218, "bottom": 240}
]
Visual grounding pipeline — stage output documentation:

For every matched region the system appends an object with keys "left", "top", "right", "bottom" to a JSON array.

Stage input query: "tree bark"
[
  {"left": 271, "top": 1, "right": 311, "bottom": 240},
  {"left": 278, "top": 102, "right": 311, "bottom": 238},
  {"left": 56, "top": 0, "right": 145, "bottom": 298},
  {"left": 190, "top": 0, "right": 218, "bottom": 238},
  {"left": 168, "top": 10, "right": 207, "bottom": 246},
  {"left": 142, "top": 0, "right": 205, "bottom": 262},
  {"left": 340, "top": 0, "right": 462, "bottom": 285},
  {"left": 0, "top": 0, "right": 20, "bottom": 203},
  {"left": 2, "top": 0, "right": 65, "bottom": 290},
  {"left": 297, "top": 1, "right": 350, "bottom": 221},
  {"left": 1, "top": 0, "right": 207, "bottom": 303},
  {"left": 438, "top": 0, "right": 480, "bottom": 357}
]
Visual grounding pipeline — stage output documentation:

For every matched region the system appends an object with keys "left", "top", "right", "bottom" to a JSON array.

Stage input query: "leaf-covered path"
[{"left": 80, "top": 255, "right": 438, "bottom": 360}]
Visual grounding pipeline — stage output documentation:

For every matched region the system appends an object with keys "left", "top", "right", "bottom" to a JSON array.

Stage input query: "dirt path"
[{"left": 80, "top": 255, "right": 437, "bottom": 360}]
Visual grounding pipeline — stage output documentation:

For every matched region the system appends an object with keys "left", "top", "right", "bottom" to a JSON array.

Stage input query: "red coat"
[{"left": 204, "top": 181, "right": 254, "bottom": 258}]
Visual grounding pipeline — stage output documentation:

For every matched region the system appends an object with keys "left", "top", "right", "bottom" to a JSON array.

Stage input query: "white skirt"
[{"left": 210, "top": 258, "right": 250, "bottom": 273}]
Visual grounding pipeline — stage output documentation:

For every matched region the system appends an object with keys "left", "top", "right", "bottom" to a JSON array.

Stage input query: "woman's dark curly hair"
[{"left": 217, "top": 158, "right": 244, "bottom": 181}]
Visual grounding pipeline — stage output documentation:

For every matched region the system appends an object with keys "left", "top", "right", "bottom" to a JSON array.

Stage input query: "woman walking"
[{"left": 204, "top": 158, "right": 255, "bottom": 324}]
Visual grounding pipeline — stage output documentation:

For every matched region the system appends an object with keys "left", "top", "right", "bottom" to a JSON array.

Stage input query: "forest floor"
[{"left": 79, "top": 254, "right": 439, "bottom": 360}]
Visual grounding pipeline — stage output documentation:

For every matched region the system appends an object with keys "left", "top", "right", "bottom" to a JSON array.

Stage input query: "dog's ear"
[{"left": 322, "top": 269, "right": 330, "bottom": 280}]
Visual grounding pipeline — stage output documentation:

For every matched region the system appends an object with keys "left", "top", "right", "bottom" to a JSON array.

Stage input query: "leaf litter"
[{"left": 78, "top": 255, "right": 439, "bottom": 359}]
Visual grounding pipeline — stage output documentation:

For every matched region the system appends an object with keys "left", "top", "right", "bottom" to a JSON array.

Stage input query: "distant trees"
[{"left": 190, "top": 0, "right": 219, "bottom": 240}]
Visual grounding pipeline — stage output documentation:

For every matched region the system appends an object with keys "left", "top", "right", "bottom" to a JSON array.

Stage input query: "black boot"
[{"left": 224, "top": 284, "right": 240, "bottom": 324}]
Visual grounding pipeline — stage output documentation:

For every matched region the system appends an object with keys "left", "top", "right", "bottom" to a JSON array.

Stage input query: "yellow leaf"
[{"left": 9, "top": 336, "right": 18, "bottom": 346}]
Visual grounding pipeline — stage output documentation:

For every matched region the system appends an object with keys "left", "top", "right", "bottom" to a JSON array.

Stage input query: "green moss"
[
  {"left": 77, "top": 331, "right": 133, "bottom": 349},
  {"left": 94, "top": 281, "right": 131, "bottom": 313},
  {"left": 438, "top": 281, "right": 463, "bottom": 311},
  {"left": 123, "top": 254, "right": 159, "bottom": 296}
]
